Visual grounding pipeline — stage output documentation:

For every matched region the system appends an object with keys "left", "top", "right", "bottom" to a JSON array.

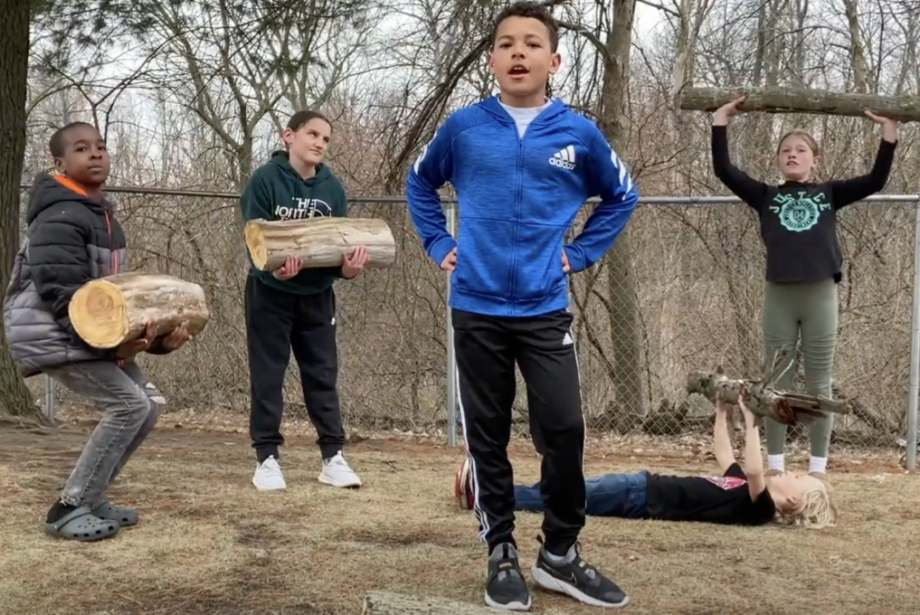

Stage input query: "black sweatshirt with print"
[{"left": 711, "top": 125, "right": 897, "bottom": 283}]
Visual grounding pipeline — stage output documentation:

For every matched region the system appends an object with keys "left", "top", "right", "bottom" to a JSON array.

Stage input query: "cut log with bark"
[
  {"left": 244, "top": 217, "right": 397, "bottom": 272},
  {"left": 686, "top": 348, "right": 848, "bottom": 426},
  {"left": 361, "top": 591, "right": 569, "bottom": 615},
  {"left": 679, "top": 86, "right": 920, "bottom": 122},
  {"left": 68, "top": 273, "right": 210, "bottom": 349}
]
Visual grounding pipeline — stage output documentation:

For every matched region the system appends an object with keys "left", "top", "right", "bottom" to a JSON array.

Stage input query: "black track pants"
[{"left": 452, "top": 308, "right": 586, "bottom": 555}]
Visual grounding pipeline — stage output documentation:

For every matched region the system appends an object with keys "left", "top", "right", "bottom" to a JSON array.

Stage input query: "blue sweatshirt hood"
[
  {"left": 477, "top": 95, "right": 572, "bottom": 125},
  {"left": 405, "top": 95, "right": 640, "bottom": 318}
]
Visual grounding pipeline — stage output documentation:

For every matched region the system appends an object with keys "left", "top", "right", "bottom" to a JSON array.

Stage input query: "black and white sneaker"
[
  {"left": 531, "top": 540, "right": 629, "bottom": 608},
  {"left": 484, "top": 542, "right": 532, "bottom": 611}
]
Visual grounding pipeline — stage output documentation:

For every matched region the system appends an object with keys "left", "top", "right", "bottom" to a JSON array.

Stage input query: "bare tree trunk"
[
  {"left": 842, "top": 0, "right": 874, "bottom": 165},
  {"left": 793, "top": 0, "right": 809, "bottom": 85},
  {"left": 752, "top": 0, "right": 767, "bottom": 85},
  {"left": 843, "top": 0, "right": 870, "bottom": 94},
  {"left": 671, "top": 0, "right": 697, "bottom": 101},
  {"left": 0, "top": 0, "right": 39, "bottom": 420},
  {"left": 600, "top": 0, "right": 645, "bottom": 431}
]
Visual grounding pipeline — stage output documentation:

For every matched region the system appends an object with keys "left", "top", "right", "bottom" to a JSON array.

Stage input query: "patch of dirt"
[
  {"left": 0, "top": 416, "right": 918, "bottom": 615},
  {"left": 339, "top": 525, "right": 472, "bottom": 549}
]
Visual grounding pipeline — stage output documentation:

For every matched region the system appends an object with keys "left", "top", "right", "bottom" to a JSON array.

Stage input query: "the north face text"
[{"left": 274, "top": 198, "right": 332, "bottom": 220}]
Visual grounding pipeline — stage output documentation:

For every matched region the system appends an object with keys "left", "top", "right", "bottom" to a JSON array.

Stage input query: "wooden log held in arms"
[
  {"left": 679, "top": 86, "right": 920, "bottom": 122},
  {"left": 244, "top": 217, "right": 397, "bottom": 272},
  {"left": 68, "top": 273, "right": 210, "bottom": 349},
  {"left": 685, "top": 346, "right": 848, "bottom": 426},
  {"left": 361, "top": 591, "right": 571, "bottom": 615}
]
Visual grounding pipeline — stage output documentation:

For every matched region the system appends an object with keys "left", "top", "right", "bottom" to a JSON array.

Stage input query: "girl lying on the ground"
[{"left": 454, "top": 395, "right": 837, "bottom": 530}]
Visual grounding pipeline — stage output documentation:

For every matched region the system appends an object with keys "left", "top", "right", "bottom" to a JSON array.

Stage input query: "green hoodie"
[{"left": 241, "top": 151, "right": 349, "bottom": 295}]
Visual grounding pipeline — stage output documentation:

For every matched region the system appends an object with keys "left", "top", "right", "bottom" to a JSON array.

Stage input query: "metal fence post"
[
  {"left": 907, "top": 196, "right": 920, "bottom": 472},
  {"left": 446, "top": 202, "right": 459, "bottom": 447},
  {"left": 44, "top": 374, "right": 55, "bottom": 424}
]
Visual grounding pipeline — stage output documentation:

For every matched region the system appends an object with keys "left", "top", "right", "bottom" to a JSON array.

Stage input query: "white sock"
[
  {"left": 809, "top": 457, "right": 827, "bottom": 474},
  {"left": 768, "top": 455, "right": 785, "bottom": 473}
]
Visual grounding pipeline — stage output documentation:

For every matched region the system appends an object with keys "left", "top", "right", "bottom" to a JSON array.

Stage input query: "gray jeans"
[{"left": 44, "top": 359, "right": 162, "bottom": 508}]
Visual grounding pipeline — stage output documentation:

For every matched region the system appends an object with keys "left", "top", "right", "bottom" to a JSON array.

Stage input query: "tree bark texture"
[
  {"left": 244, "top": 217, "right": 397, "bottom": 271},
  {"left": 686, "top": 347, "right": 849, "bottom": 426},
  {"left": 68, "top": 273, "right": 210, "bottom": 349},
  {"left": 679, "top": 86, "right": 920, "bottom": 122},
  {"left": 0, "top": 0, "right": 38, "bottom": 419},
  {"left": 602, "top": 0, "right": 645, "bottom": 431}
]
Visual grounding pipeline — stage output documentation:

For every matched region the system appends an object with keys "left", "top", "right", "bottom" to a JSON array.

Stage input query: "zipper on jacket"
[
  {"left": 508, "top": 130, "right": 525, "bottom": 316},
  {"left": 105, "top": 207, "right": 126, "bottom": 366},
  {"left": 104, "top": 208, "right": 120, "bottom": 274}
]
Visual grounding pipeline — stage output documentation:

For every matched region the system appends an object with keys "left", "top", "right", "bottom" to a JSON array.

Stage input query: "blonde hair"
[
  {"left": 777, "top": 130, "right": 820, "bottom": 158},
  {"left": 773, "top": 479, "right": 838, "bottom": 530}
]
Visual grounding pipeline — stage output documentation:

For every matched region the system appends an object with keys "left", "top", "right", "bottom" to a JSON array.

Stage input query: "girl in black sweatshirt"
[{"left": 711, "top": 95, "right": 898, "bottom": 480}]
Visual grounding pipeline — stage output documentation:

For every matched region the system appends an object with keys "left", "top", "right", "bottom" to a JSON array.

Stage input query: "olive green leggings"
[{"left": 762, "top": 280, "right": 838, "bottom": 457}]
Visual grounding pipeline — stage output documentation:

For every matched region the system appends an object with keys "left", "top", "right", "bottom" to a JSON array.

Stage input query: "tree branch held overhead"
[
  {"left": 686, "top": 347, "right": 849, "bottom": 426},
  {"left": 679, "top": 86, "right": 920, "bottom": 122}
]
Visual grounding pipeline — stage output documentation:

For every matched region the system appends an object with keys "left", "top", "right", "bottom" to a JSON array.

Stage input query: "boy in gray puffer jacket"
[{"left": 3, "top": 121, "right": 193, "bottom": 541}]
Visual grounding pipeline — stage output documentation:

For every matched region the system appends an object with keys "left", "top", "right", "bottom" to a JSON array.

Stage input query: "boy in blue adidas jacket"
[{"left": 405, "top": 3, "right": 639, "bottom": 611}]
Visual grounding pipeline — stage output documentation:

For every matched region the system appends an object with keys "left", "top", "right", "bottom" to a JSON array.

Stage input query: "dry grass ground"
[{"left": 0, "top": 410, "right": 918, "bottom": 615}]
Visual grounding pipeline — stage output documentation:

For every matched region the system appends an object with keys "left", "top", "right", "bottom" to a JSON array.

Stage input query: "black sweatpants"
[
  {"left": 452, "top": 308, "right": 586, "bottom": 556},
  {"left": 245, "top": 275, "right": 346, "bottom": 462}
]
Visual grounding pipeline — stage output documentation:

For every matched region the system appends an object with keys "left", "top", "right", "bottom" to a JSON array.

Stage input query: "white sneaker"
[
  {"left": 252, "top": 456, "right": 287, "bottom": 491},
  {"left": 318, "top": 451, "right": 362, "bottom": 488}
]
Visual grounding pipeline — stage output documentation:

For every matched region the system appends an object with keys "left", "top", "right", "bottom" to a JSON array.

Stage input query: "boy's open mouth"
[{"left": 509, "top": 64, "right": 529, "bottom": 76}]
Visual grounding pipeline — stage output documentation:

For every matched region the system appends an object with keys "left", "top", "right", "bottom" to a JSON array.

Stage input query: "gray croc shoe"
[
  {"left": 91, "top": 501, "right": 138, "bottom": 527},
  {"left": 44, "top": 506, "right": 121, "bottom": 542}
]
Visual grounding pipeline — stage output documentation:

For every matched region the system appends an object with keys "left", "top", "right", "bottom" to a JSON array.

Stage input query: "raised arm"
[
  {"left": 711, "top": 97, "right": 769, "bottom": 208},
  {"left": 738, "top": 395, "right": 766, "bottom": 501},
  {"left": 829, "top": 111, "right": 899, "bottom": 210},
  {"left": 712, "top": 396, "right": 737, "bottom": 473},
  {"left": 564, "top": 128, "right": 639, "bottom": 273},
  {"left": 406, "top": 117, "right": 457, "bottom": 268}
]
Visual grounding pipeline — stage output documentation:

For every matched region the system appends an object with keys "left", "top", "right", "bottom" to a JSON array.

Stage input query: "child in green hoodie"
[{"left": 240, "top": 110, "right": 368, "bottom": 492}]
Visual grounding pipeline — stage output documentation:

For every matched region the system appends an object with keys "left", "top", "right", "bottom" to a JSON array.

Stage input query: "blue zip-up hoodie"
[{"left": 406, "top": 95, "right": 639, "bottom": 317}]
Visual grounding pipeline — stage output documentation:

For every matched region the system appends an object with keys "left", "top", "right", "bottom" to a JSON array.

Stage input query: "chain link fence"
[{"left": 17, "top": 187, "right": 920, "bottom": 464}]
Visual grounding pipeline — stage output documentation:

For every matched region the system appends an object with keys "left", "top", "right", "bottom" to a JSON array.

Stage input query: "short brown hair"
[
  {"left": 286, "top": 110, "right": 331, "bottom": 132},
  {"left": 491, "top": 2, "right": 559, "bottom": 53}
]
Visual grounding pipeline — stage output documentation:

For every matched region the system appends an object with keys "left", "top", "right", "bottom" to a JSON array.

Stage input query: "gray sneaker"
[
  {"left": 485, "top": 542, "right": 532, "bottom": 611},
  {"left": 531, "top": 540, "right": 628, "bottom": 608}
]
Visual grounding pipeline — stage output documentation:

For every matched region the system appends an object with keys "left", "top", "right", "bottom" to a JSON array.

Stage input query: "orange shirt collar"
[{"left": 52, "top": 174, "right": 90, "bottom": 197}]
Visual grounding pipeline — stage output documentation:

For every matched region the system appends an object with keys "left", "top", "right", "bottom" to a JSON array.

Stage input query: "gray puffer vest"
[{"left": 3, "top": 173, "right": 127, "bottom": 377}]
